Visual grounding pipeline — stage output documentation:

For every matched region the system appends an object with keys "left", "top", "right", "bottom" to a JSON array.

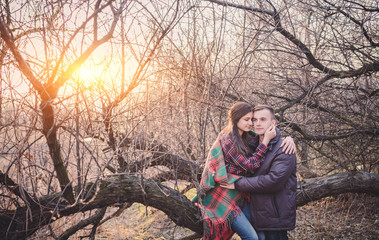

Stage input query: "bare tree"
[
  {"left": 0, "top": 0, "right": 378, "bottom": 239},
  {"left": 0, "top": 0, "right": 194, "bottom": 238}
]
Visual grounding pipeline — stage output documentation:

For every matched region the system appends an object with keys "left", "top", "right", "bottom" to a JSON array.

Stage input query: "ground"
[{"left": 291, "top": 193, "right": 379, "bottom": 240}]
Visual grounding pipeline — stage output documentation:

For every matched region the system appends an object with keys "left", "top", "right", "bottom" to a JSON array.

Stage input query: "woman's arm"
[
  {"left": 223, "top": 138, "right": 268, "bottom": 174},
  {"left": 222, "top": 126, "right": 276, "bottom": 174}
]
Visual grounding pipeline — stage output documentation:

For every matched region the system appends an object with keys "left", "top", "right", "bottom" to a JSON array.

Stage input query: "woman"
[{"left": 194, "top": 102, "right": 295, "bottom": 240}]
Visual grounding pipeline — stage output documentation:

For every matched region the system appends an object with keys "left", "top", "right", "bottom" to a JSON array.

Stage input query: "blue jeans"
[
  {"left": 232, "top": 204, "right": 259, "bottom": 240},
  {"left": 265, "top": 231, "right": 288, "bottom": 240},
  {"left": 257, "top": 231, "right": 266, "bottom": 240}
]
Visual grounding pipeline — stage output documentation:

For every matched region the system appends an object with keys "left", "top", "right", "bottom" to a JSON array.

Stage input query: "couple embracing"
[{"left": 194, "top": 102, "right": 297, "bottom": 240}]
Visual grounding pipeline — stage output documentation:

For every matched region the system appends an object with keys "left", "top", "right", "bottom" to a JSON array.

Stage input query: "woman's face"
[{"left": 236, "top": 112, "right": 253, "bottom": 135}]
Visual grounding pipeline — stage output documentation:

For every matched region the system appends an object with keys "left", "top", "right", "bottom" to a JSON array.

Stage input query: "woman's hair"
[{"left": 221, "top": 101, "right": 253, "bottom": 156}]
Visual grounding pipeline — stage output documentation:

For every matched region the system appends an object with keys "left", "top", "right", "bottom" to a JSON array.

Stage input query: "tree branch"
[
  {"left": 57, "top": 207, "right": 106, "bottom": 240},
  {"left": 0, "top": 17, "right": 48, "bottom": 98},
  {"left": 206, "top": 0, "right": 379, "bottom": 77},
  {"left": 324, "top": 0, "right": 378, "bottom": 47},
  {"left": 0, "top": 170, "right": 35, "bottom": 206}
]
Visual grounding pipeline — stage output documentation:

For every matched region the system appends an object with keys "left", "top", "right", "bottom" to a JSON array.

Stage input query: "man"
[{"left": 234, "top": 105, "right": 297, "bottom": 240}]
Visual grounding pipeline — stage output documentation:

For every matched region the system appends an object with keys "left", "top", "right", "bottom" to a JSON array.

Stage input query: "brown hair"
[
  {"left": 254, "top": 104, "right": 276, "bottom": 121},
  {"left": 222, "top": 102, "right": 253, "bottom": 156}
]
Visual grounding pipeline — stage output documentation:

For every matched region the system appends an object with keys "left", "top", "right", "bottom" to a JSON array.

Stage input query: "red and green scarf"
[{"left": 193, "top": 136, "right": 247, "bottom": 240}]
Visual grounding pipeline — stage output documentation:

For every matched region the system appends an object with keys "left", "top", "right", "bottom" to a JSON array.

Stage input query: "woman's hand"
[
  {"left": 281, "top": 136, "right": 296, "bottom": 154},
  {"left": 262, "top": 124, "right": 276, "bottom": 146}
]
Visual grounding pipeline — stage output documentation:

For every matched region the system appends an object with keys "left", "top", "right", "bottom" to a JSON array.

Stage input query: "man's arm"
[{"left": 235, "top": 152, "right": 296, "bottom": 193}]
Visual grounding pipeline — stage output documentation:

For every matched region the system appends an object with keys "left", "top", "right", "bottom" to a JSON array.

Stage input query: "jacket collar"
[
  {"left": 268, "top": 128, "right": 281, "bottom": 150},
  {"left": 250, "top": 128, "right": 281, "bottom": 151}
]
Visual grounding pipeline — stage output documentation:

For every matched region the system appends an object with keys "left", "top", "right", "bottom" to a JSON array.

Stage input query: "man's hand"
[
  {"left": 281, "top": 136, "right": 296, "bottom": 154},
  {"left": 220, "top": 182, "right": 235, "bottom": 189}
]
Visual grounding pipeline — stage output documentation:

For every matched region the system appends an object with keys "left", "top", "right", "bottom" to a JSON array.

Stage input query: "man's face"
[{"left": 253, "top": 109, "right": 276, "bottom": 136}]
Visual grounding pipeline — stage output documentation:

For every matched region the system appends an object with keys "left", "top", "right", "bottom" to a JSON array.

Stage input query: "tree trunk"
[
  {"left": 40, "top": 99, "right": 75, "bottom": 203},
  {"left": 0, "top": 171, "right": 377, "bottom": 239},
  {"left": 297, "top": 171, "right": 379, "bottom": 206}
]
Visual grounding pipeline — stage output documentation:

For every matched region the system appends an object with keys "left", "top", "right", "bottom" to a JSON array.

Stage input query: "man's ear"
[{"left": 272, "top": 119, "right": 277, "bottom": 126}]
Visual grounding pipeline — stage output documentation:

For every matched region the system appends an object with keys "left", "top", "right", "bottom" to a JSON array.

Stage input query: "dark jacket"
[{"left": 235, "top": 129, "right": 297, "bottom": 231}]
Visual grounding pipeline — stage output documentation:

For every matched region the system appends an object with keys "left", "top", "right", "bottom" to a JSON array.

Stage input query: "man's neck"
[{"left": 259, "top": 135, "right": 264, "bottom": 143}]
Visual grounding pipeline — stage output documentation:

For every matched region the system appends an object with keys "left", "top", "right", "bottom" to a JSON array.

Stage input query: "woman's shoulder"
[{"left": 219, "top": 132, "right": 231, "bottom": 140}]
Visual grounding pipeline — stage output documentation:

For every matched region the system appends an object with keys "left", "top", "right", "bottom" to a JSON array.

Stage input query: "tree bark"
[
  {"left": 40, "top": 99, "right": 75, "bottom": 203},
  {"left": 297, "top": 171, "right": 379, "bottom": 206},
  {"left": 0, "top": 171, "right": 377, "bottom": 239}
]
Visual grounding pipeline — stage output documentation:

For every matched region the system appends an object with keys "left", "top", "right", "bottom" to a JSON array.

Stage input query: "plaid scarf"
[{"left": 193, "top": 136, "right": 247, "bottom": 240}]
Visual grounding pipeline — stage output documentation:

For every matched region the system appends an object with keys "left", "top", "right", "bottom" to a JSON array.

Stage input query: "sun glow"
[
  {"left": 73, "top": 58, "right": 139, "bottom": 89},
  {"left": 75, "top": 64, "right": 107, "bottom": 86}
]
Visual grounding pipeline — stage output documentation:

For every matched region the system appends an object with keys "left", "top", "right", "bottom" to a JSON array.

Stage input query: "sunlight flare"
[{"left": 75, "top": 63, "right": 105, "bottom": 86}]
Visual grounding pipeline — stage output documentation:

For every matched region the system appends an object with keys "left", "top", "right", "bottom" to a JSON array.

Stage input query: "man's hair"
[{"left": 254, "top": 104, "right": 276, "bottom": 121}]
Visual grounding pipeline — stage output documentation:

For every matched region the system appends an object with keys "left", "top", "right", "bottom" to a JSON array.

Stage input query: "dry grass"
[
  {"left": 97, "top": 203, "right": 194, "bottom": 240},
  {"left": 291, "top": 193, "right": 379, "bottom": 240}
]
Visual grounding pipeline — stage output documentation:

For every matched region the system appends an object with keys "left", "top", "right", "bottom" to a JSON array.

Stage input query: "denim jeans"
[
  {"left": 257, "top": 231, "right": 266, "bottom": 240},
  {"left": 265, "top": 230, "right": 288, "bottom": 240},
  {"left": 231, "top": 204, "right": 259, "bottom": 240}
]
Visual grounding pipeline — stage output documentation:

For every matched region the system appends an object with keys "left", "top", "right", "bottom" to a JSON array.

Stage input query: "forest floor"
[
  {"left": 290, "top": 193, "right": 379, "bottom": 240},
  {"left": 92, "top": 192, "right": 379, "bottom": 240}
]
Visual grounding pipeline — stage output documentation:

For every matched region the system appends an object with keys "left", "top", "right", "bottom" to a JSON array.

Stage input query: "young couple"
[{"left": 194, "top": 102, "right": 297, "bottom": 240}]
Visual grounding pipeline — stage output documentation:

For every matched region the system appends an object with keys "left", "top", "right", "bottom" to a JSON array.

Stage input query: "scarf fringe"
[{"left": 203, "top": 208, "right": 241, "bottom": 240}]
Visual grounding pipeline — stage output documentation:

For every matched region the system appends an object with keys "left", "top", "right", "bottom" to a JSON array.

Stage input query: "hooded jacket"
[{"left": 234, "top": 129, "right": 297, "bottom": 231}]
